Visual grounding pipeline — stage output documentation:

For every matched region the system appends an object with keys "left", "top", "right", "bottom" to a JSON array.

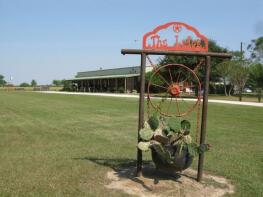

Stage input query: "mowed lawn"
[{"left": 0, "top": 92, "right": 262, "bottom": 197}]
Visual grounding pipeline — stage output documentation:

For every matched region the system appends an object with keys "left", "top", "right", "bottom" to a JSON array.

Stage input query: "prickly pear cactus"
[
  {"left": 137, "top": 115, "right": 210, "bottom": 172},
  {"left": 137, "top": 142, "right": 151, "bottom": 151},
  {"left": 148, "top": 114, "right": 159, "bottom": 131},
  {"left": 139, "top": 128, "right": 153, "bottom": 141}
]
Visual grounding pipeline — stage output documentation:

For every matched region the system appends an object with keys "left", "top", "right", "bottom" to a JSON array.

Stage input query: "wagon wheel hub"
[
  {"left": 169, "top": 83, "right": 181, "bottom": 97},
  {"left": 147, "top": 63, "right": 201, "bottom": 117}
]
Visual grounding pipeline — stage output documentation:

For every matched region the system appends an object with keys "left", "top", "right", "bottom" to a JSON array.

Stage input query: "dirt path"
[
  {"left": 105, "top": 165, "right": 234, "bottom": 197},
  {"left": 38, "top": 91, "right": 263, "bottom": 107}
]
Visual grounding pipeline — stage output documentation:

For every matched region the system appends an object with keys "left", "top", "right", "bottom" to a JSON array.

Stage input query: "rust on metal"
[
  {"left": 168, "top": 83, "right": 181, "bottom": 97},
  {"left": 136, "top": 53, "right": 146, "bottom": 176},
  {"left": 143, "top": 22, "right": 209, "bottom": 52},
  {"left": 121, "top": 49, "right": 232, "bottom": 58},
  {"left": 197, "top": 55, "right": 211, "bottom": 182},
  {"left": 147, "top": 63, "right": 201, "bottom": 117}
]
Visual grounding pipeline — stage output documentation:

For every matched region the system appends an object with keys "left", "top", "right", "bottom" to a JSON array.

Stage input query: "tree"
[
  {"left": 216, "top": 51, "right": 246, "bottom": 96},
  {"left": 216, "top": 61, "right": 232, "bottom": 96},
  {"left": 52, "top": 80, "right": 63, "bottom": 86},
  {"left": 20, "top": 82, "right": 30, "bottom": 87},
  {"left": 0, "top": 75, "right": 7, "bottom": 87},
  {"left": 247, "top": 37, "right": 263, "bottom": 63},
  {"left": 62, "top": 80, "right": 71, "bottom": 91},
  {"left": 247, "top": 63, "right": 263, "bottom": 102},
  {"left": 228, "top": 61, "right": 249, "bottom": 101},
  {"left": 31, "top": 79, "right": 37, "bottom": 87},
  {"left": 157, "top": 40, "right": 229, "bottom": 93}
]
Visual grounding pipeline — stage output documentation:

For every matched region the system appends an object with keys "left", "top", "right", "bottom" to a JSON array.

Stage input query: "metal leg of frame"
[
  {"left": 197, "top": 55, "right": 211, "bottom": 182},
  {"left": 137, "top": 53, "right": 146, "bottom": 176}
]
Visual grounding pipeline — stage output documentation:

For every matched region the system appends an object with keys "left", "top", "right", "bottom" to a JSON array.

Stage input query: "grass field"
[
  {"left": 0, "top": 92, "right": 262, "bottom": 196},
  {"left": 0, "top": 86, "right": 63, "bottom": 91},
  {"left": 208, "top": 94, "right": 260, "bottom": 103}
]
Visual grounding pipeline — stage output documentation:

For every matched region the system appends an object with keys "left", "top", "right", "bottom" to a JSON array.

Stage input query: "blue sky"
[{"left": 0, "top": 0, "right": 263, "bottom": 85}]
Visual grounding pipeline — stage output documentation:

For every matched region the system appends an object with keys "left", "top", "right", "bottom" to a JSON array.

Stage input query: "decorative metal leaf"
[
  {"left": 137, "top": 142, "right": 150, "bottom": 151},
  {"left": 144, "top": 121, "right": 150, "bottom": 129},
  {"left": 150, "top": 143, "right": 173, "bottom": 164},
  {"left": 181, "top": 120, "right": 191, "bottom": 131},
  {"left": 139, "top": 128, "right": 153, "bottom": 141},
  {"left": 148, "top": 114, "right": 159, "bottom": 131},
  {"left": 183, "top": 135, "right": 192, "bottom": 144},
  {"left": 187, "top": 143, "right": 199, "bottom": 157},
  {"left": 198, "top": 144, "right": 210, "bottom": 153}
]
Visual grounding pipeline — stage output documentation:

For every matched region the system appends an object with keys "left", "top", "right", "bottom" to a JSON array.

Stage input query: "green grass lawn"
[
  {"left": 0, "top": 92, "right": 262, "bottom": 196},
  {"left": 208, "top": 94, "right": 260, "bottom": 103},
  {"left": 0, "top": 86, "right": 63, "bottom": 91},
  {"left": 150, "top": 92, "right": 261, "bottom": 103}
]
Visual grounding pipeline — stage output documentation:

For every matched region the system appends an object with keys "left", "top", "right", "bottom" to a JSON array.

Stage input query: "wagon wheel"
[{"left": 147, "top": 64, "right": 201, "bottom": 117}]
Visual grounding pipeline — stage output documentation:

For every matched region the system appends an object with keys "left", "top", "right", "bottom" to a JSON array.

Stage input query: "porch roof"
[{"left": 68, "top": 73, "right": 140, "bottom": 81}]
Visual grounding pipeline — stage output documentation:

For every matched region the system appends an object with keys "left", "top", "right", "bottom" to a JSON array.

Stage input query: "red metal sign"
[{"left": 143, "top": 22, "right": 208, "bottom": 52}]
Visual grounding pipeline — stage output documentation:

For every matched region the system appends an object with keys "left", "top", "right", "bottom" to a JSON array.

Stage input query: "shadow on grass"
[
  {"left": 74, "top": 157, "right": 137, "bottom": 169},
  {"left": 74, "top": 157, "right": 187, "bottom": 191}
]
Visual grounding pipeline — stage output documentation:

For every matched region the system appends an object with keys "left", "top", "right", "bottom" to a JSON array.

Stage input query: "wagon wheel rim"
[{"left": 147, "top": 63, "right": 201, "bottom": 117}]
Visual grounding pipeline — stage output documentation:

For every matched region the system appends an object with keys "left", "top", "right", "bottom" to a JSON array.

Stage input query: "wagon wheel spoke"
[
  {"left": 165, "top": 96, "right": 173, "bottom": 115},
  {"left": 181, "top": 72, "right": 192, "bottom": 84},
  {"left": 157, "top": 92, "right": 169, "bottom": 112},
  {"left": 156, "top": 71, "right": 171, "bottom": 87},
  {"left": 179, "top": 93, "right": 191, "bottom": 115},
  {"left": 175, "top": 71, "right": 182, "bottom": 83},
  {"left": 174, "top": 96, "right": 181, "bottom": 116},
  {"left": 151, "top": 83, "right": 168, "bottom": 90},
  {"left": 148, "top": 63, "right": 201, "bottom": 118},
  {"left": 186, "top": 84, "right": 197, "bottom": 88},
  {"left": 179, "top": 70, "right": 192, "bottom": 112},
  {"left": 168, "top": 67, "right": 174, "bottom": 84},
  {"left": 174, "top": 69, "right": 187, "bottom": 116}
]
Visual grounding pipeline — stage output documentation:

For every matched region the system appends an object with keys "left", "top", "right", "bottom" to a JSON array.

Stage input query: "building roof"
[
  {"left": 69, "top": 74, "right": 140, "bottom": 81},
  {"left": 68, "top": 66, "right": 152, "bottom": 81},
  {"left": 76, "top": 66, "right": 140, "bottom": 78}
]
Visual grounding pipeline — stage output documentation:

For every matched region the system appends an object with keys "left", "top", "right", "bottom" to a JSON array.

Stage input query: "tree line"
[
  {"left": 146, "top": 36, "right": 263, "bottom": 102},
  {"left": 1, "top": 37, "right": 262, "bottom": 101},
  {"left": 0, "top": 78, "right": 67, "bottom": 88}
]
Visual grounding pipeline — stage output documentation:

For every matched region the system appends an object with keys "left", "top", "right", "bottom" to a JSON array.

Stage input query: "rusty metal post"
[
  {"left": 197, "top": 55, "right": 211, "bottom": 182},
  {"left": 137, "top": 53, "right": 146, "bottom": 176},
  {"left": 121, "top": 49, "right": 232, "bottom": 58}
]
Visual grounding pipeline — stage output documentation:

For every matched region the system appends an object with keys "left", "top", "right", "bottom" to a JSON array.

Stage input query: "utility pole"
[{"left": 240, "top": 42, "right": 243, "bottom": 60}]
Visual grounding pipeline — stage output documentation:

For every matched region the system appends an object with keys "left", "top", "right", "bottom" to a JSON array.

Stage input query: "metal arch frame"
[
  {"left": 147, "top": 63, "right": 202, "bottom": 117},
  {"left": 121, "top": 49, "right": 232, "bottom": 182}
]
